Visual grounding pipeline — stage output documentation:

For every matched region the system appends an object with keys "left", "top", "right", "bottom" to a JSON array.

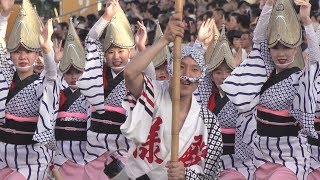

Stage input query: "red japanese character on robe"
[
  {"left": 179, "top": 135, "right": 207, "bottom": 167},
  {"left": 133, "top": 117, "right": 164, "bottom": 164}
]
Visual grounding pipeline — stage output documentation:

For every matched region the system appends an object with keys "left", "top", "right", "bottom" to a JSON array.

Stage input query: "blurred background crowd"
[{"left": 11, "top": 0, "right": 320, "bottom": 72}]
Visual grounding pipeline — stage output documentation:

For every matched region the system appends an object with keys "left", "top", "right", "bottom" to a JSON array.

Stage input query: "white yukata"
[
  {"left": 221, "top": 4, "right": 320, "bottom": 180},
  {"left": 197, "top": 76, "right": 255, "bottom": 179},
  {"left": 121, "top": 75, "right": 223, "bottom": 179},
  {"left": 53, "top": 86, "right": 90, "bottom": 175},
  {"left": 0, "top": 15, "right": 58, "bottom": 180},
  {"left": 77, "top": 17, "right": 155, "bottom": 179},
  {"left": 306, "top": 25, "right": 320, "bottom": 178}
]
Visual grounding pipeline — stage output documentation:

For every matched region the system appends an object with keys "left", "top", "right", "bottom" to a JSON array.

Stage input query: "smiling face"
[
  {"left": 269, "top": 43, "right": 297, "bottom": 72},
  {"left": 63, "top": 66, "right": 83, "bottom": 90},
  {"left": 212, "top": 61, "right": 232, "bottom": 93},
  {"left": 11, "top": 45, "right": 39, "bottom": 74},
  {"left": 155, "top": 63, "right": 169, "bottom": 81},
  {"left": 104, "top": 46, "right": 131, "bottom": 73},
  {"left": 171, "top": 56, "right": 202, "bottom": 98}
]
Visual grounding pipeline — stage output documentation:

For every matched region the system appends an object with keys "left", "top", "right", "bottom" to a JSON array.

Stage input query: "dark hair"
[
  {"left": 214, "top": 8, "right": 225, "bottom": 17},
  {"left": 78, "top": 29, "right": 89, "bottom": 43},
  {"left": 238, "top": 1, "right": 250, "bottom": 8},
  {"left": 237, "top": 14, "right": 250, "bottom": 29},
  {"left": 59, "top": 22, "right": 69, "bottom": 30},
  {"left": 147, "top": 30, "right": 155, "bottom": 46},
  {"left": 77, "top": 16, "right": 86, "bottom": 23},
  {"left": 250, "top": 7, "right": 261, "bottom": 18},
  {"left": 227, "top": 30, "right": 242, "bottom": 44},
  {"left": 183, "top": 30, "right": 191, "bottom": 43},
  {"left": 229, "top": 12, "right": 240, "bottom": 22},
  {"left": 148, "top": 6, "right": 161, "bottom": 19},
  {"left": 86, "top": 14, "right": 98, "bottom": 29},
  {"left": 206, "top": 2, "right": 217, "bottom": 10},
  {"left": 184, "top": 3, "right": 195, "bottom": 14}
]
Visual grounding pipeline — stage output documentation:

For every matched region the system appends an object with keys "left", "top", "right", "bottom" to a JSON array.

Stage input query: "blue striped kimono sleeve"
[
  {"left": 33, "top": 50, "right": 59, "bottom": 149},
  {"left": 220, "top": 44, "right": 268, "bottom": 115},
  {"left": 290, "top": 24, "right": 320, "bottom": 138},
  {"left": 77, "top": 36, "right": 105, "bottom": 114}
]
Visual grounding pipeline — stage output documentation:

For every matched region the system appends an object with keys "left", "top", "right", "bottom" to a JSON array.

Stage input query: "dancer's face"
[
  {"left": 155, "top": 63, "right": 169, "bottom": 81},
  {"left": 63, "top": 66, "right": 83, "bottom": 90},
  {"left": 212, "top": 62, "right": 232, "bottom": 92},
  {"left": 104, "top": 46, "right": 131, "bottom": 73},
  {"left": 175, "top": 56, "right": 202, "bottom": 97},
  {"left": 270, "top": 43, "right": 297, "bottom": 71},
  {"left": 11, "top": 45, "right": 39, "bottom": 73}
]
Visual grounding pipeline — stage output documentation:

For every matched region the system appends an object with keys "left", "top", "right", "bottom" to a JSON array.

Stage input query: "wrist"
[
  {"left": 136, "top": 44, "right": 146, "bottom": 52},
  {"left": 301, "top": 17, "right": 312, "bottom": 26},
  {"left": 43, "top": 47, "right": 51, "bottom": 55},
  {"left": 159, "top": 36, "right": 170, "bottom": 46},
  {"left": 103, "top": 14, "right": 113, "bottom": 21}
]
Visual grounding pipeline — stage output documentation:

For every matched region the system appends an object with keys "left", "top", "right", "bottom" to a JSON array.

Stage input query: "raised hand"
[
  {"left": 135, "top": 21, "right": 147, "bottom": 51},
  {"left": 163, "top": 14, "right": 185, "bottom": 43},
  {"left": 0, "top": 0, "right": 14, "bottom": 17},
  {"left": 295, "top": 0, "right": 312, "bottom": 25},
  {"left": 53, "top": 38, "right": 63, "bottom": 64},
  {"left": 39, "top": 18, "right": 53, "bottom": 54},
  {"left": 197, "top": 18, "right": 215, "bottom": 43},
  {"left": 103, "top": 0, "right": 120, "bottom": 21}
]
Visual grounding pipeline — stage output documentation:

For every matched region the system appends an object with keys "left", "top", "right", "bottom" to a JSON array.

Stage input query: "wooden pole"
[{"left": 171, "top": 0, "right": 183, "bottom": 162}]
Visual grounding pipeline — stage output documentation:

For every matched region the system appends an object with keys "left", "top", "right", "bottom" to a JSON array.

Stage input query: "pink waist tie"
[
  {"left": 314, "top": 118, "right": 320, "bottom": 123},
  {"left": 5, "top": 113, "right": 38, "bottom": 122},
  {"left": 57, "top": 112, "right": 88, "bottom": 120},
  {"left": 220, "top": 128, "right": 236, "bottom": 134},
  {"left": 256, "top": 105, "right": 290, "bottom": 117},
  {"left": 91, "top": 105, "right": 126, "bottom": 115}
]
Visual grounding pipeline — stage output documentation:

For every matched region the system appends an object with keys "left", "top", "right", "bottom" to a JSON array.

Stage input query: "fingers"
[
  {"left": 294, "top": 0, "right": 310, "bottom": 6},
  {"left": 166, "top": 161, "right": 184, "bottom": 180},
  {"left": 136, "top": 21, "right": 146, "bottom": 31},
  {"left": 59, "top": 40, "right": 62, "bottom": 49}
]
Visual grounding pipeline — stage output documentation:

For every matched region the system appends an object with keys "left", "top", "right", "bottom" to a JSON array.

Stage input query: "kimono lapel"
[
  {"left": 260, "top": 67, "right": 300, "bottom": 95},
  {"left": 59, "top": 88, "right": 81, "bottom": 112},
  {"left": 6, "top": 73, "right": 39, "bottom": 104},
  {"left": 104, "top": 66, "right": 124, "bottom": 98}
]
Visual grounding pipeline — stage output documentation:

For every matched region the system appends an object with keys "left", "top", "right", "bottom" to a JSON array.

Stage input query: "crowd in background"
[{"left": 51, "top": 0, "right": 320, "bottom": 65}]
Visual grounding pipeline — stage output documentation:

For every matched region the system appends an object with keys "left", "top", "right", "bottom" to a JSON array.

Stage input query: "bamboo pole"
[{"left": 171, "top": 0, "right": 183, "bottom": 162}]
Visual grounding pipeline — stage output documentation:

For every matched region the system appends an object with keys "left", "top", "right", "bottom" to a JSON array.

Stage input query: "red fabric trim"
[
  {"left": 103, "top": 64, "right": 108, "bottom": 89},
  {"left": 207, "top": 86, "right": 218, "bottom": 112},
  {"left": 9, "top": 81, "right": 15, "bottom": 90},
  {"left": 59, "top": 90, "right": 67, "bottom": 109}
]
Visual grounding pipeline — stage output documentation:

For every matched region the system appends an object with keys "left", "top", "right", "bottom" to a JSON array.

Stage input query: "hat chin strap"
[
  {"left": 109, "top": 59, "right": 130, "bottom": 72},
  {"left": 15, "top": 60, "right": 37, "bottom": 71},
  {"left": 274, "top": 58, "right": 294, "bottom": 70},
  {"left": 69, "top": 85, "right": 78, "bottom": 90},
  {"left": 110, "top": 66, "right": 126, "bottom": 72},
  {"left": 15, "top": 65, "right": 33, "bottom": 71}
]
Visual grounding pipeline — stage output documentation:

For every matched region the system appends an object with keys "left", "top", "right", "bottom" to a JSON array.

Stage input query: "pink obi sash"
[
  {"left": 221, "top": 128, "right": 236, "bottom": 134},
  {"left": 256, "top": 105, "right": 290, "bottom": 117},
  {"left": 57, "top": 112, "right": 88, "bottom": 120},
  {"left": 91, "top": 105, "right": 126, "bottom": 115},
  {"left": 5, "top": 113, "right": 38, "bottom": 122}
]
